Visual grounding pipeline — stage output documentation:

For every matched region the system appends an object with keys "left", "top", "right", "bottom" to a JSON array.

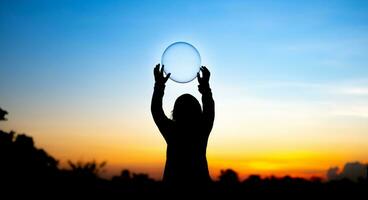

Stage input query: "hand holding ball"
[{"left": 161, "top": 42, "right": 201, "bottom": 83}]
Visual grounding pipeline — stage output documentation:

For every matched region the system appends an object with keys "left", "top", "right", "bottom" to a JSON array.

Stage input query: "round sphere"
[{"left": 161, "top": 42, "right": 201, "bottom": 83}]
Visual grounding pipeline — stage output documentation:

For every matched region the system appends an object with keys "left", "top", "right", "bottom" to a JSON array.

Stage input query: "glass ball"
[{"left": 161, "top": 42, "right": 201, "bottom": 83}]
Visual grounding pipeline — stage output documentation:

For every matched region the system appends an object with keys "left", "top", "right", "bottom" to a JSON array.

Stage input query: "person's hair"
[{"left": 172, "top": 94, "right": 202, "bottom": 123}]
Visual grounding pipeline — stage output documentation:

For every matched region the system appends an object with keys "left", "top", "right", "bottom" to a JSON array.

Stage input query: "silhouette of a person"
[{"left": 151, "top": 64, "right": 215, "bottom": 189}]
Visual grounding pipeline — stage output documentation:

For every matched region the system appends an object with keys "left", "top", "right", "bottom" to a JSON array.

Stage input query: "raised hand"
[
  {"left": 197, "top": 66, "right": 210, "bottom": 85},
  {"left": 154, "top": 64, "right": 171, "bottom": 85}
]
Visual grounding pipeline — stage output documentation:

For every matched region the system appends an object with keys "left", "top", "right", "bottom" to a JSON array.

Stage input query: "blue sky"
[
  {"left": 0, "top": 0, "right": 368, "bottom": 178},
  {"left": 1, "top": 0, "right": 367, "bottom": 94}
]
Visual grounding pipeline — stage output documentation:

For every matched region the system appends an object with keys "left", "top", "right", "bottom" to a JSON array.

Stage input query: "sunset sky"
[{"left": 1, "top": 0, "right": 368, "bottom": 180}]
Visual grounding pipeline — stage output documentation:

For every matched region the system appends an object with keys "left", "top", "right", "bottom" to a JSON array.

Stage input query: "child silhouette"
[{"left": 151, "top": 64, "right": 215, "bottom": 189}]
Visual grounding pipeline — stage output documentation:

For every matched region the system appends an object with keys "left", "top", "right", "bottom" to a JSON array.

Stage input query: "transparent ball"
[{"left": 161, "top": 42, "right": 201, "bottom": 83}]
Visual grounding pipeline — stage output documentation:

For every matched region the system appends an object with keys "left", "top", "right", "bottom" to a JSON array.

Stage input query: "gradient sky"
[{"left": 1, "top": 0, "right": 368, "bottom": 179}]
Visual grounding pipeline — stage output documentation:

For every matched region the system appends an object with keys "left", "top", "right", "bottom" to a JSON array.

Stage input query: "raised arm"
[
  {"left": 151, "top": 64, "right": 172, "bottom": 141},
  {"left": 197, "top": 66, "right": 215, "bottom": 134}
]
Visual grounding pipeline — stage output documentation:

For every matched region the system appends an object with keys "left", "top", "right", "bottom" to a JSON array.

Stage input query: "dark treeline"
[{"left": 0, "top": 129, "right": 367, "bottom": 198}]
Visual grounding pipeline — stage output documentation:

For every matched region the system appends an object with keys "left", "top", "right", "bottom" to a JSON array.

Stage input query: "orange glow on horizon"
[{"left": 2, "top": 95, "right": 367, "bottom": 181}]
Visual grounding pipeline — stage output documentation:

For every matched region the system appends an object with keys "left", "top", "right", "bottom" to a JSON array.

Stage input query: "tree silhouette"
[
  {"left": 67, "top": 160, "right": 107, "bottom": 178},
  {"left": 0, "top": 107, "right": 8, "bottom": 121},
  {"left": 219, "top": 169, "right": 240, "bottom": 185}
]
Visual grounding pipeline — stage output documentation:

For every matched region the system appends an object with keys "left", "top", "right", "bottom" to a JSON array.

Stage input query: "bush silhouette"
[{"left": 0, "top": 113, "right": 367, "bottom": 197}]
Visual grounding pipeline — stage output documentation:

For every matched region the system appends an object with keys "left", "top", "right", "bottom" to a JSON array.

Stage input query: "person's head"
[{"left": 172, "top": 94, "right": 202, "bottom": 123}]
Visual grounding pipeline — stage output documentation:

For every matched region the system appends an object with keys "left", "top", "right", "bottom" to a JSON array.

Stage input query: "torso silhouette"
[
  {"left": 151, "top": 83, "right": 214, "bottom": 187},
  {"left": 164, "top": 120, "right": 209, "bottom": 185}
]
